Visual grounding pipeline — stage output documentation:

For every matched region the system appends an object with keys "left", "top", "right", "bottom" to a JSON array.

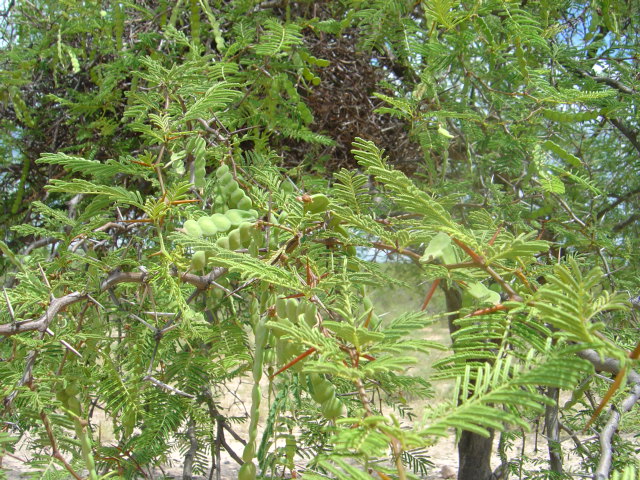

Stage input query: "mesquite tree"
[{"left": 1, "top": 1, "right": 639, "bottom": 480}]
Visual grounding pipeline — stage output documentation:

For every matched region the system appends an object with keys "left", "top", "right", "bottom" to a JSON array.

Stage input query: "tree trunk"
[
  {"left": 545, "top": 387, "right": 563, "bottom": 473},
  {"left": 443, "top": 284, "right": 495, "bottom": 480},
  {"left": 459, "top": 430, "right": 495, "bottom": 480}
]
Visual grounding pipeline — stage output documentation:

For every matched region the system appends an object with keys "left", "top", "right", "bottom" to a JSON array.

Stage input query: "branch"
[
  {"left": 577, "top": 349, "right": 640, "bottom": 480},
  {"left": 593, "top": 384, "right": 640, "bottom": 480},
  {"left": 596, "top": 187, "right": 640, "bottom": 220},
  {"left": 608, "top": 117, "right": 640, "bottom": 156},
  {"left": 100, "top": 267, "right": 227, "bottom": 291},
  {"left": 573, "top": 68, "right": 634, "bottom": 95},
  {"left": 0, "top": 0, "right": 15, "bottom": 17},
  {"left": 40, "top": 411, "right": 84, "bottom": 480},
  {"left": 0, "top": 292, "right": 86, "bottom": 336},
  {"left": 451, "top": 237, "right": 522, "bottom": 301},
  {"left": 143, "top": 375, "right": 195, "bottom": 398},
  {"left": 613, "top": 213, "right": 640, "bottom": 233},
  {"left": 578, "top": 349, "right": 640, "bottom": 384}
]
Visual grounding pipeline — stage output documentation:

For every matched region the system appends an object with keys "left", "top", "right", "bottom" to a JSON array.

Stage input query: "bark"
[
  {"left": 544, "top": 387, "right": 563, "bottom": 473},
  {"left": 458, "top": 429, "right": 495, "bottom": 480},
  {"left": 443, "top": 284, "right": 494, "bottom": 480}
]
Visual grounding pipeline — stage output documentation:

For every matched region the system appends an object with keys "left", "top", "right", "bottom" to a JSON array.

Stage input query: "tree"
[{"left": 1, "top": 1, "right": 639, "bottom": 480}]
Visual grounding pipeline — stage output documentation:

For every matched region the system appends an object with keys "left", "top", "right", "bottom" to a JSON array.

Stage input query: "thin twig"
[
  {"left": 3, "top": 288, "right": 15, "bottom": 321},
  {"left": 40, "top": 411, "right": 83, "bottom": 480},
  {"left": 143, "top": 375, "right": 195, "bottom": 398}
]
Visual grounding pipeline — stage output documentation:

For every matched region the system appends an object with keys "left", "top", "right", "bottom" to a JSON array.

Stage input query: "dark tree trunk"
[
  {"left": 443, "top": 284, "right": 495, "bottom": 480},
  {"left": 459, "top": 430, "right": 495, "bottom": 480},
  {"left": 545, "top": 387, "right": 563, "bottom": 473}
]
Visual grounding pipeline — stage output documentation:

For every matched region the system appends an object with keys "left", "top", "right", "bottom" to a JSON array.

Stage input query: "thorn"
[
  {"left": 270, "top": 347, "right": 316, "bottom": 379},
  {"left": 421, "top": 279, "right": 441, "bottom": 311}
]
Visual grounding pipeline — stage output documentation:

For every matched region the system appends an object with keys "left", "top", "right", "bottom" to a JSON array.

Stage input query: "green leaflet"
[
  {"left": 254, "top": 19, "right": 303, "bottom": 57},
  {"left": 465, "top": 282, "right": 501, "bottom": 305},
  {"left": 420, "top": 232, "right": 457, "bottom": 264},
  {"left": 487, "top": 232, "right": 549, "bottom": 262},
  {"left": 45, "top": 179, "right": 144, "bottom": 209},
  {"left": 322, "top": 321, "right": 385, "bottom": 347},
  {"left": 37, "top": 153, "right": 148, "bottom": 179}
]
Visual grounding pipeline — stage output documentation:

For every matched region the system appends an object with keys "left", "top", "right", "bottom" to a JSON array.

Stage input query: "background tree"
[{"left": 1, "top": 1, "right": 639, "bottom": 480}]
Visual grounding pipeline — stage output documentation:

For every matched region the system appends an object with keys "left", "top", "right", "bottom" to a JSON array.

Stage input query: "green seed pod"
[
  {"left": 194, "top": 165, "right": 206, "bottom": 189},
  {"left": 251, "top": 385, "right": 261, "bottom": 406},
  {"left": 225, "top": 209, "right": 243, "bottom": 227},
  {"left": 215, "top": 164, "right": 229, "bottom": 178},
  {"left": 213, "top": 193, "right": 226, "bottom": 208},
  {"left": 321, "top": 396, "right": 344, "bottom": 420},
  {"left": 122, "top": 410, "right": 135, "bottom": 436},
  {"left": 67, "top": 396, "right": 82, "bottom": 415},
  {"left": 284, "top": 434, "right": 296, "bottom": 462},
  {"left": 223, "top": 179, "right": 239, "bottom": 197},
  {"left": 229, "top": 188, "right": 245, "bottom": 207},
  {"left": 281, "top": 180, "right": 294, "bottom": 194},
  {"left": 296, "top": 300, "right": 306, "bottom": 317},
  {"left": 228, "top": 228, "right": 242, "bottom": 250},
  {"left": 242, "top": 443, "right": 256, "bottom": 463},
  {"left": 303, "top": 303, "right": 317, "bottom": 326},
  {"left": 275, "top": 338, "right": 287, "bottom": 364},
  {"left": 304, "top": 194, "right": 330, "bottom": 214},
  {"left": 183, "top": 219, "right": 203, "bottom": 237},
  {"left": 286, "top": 298, "right": 299, "bottom": 323},
  {"left": 263, "top": 347, "right": 275, "bottom": 364},
  {"left": 65, "top": 381, "right": 81, "bottom": 397},
  {"left": 238, "top": 462, "right": 256, "bottom": 480},
  {"left": 211, "top": 213, "right": 231, "bottom": 232},
  {"left": 275, "top": 298, "right": 287, "bottom": 319},
  {"left": 259, "top": 291, "right": 272, "bottom": 311},
  {"left": 219, "top": 171, "right": 233, "bottom": 186},
  {"left": 237, "top": 195, "right": 253, "bottom": 210},
  {"left": 197, "top": 216, "right": 218, "bottom": 236},
  {"left": 238, "top": 222, "right": 253, "bottom": 247},
  {"left": 55, "top": 388, "right": 69, "bottom": 404},
  {"left": 270, "top": 325, "right": 285, "bottom": 339},
  {"left": 283, "top": 342, "right": 302, "bottom": 365},
  {"left": 332, "top": 224, "right": 349, "bottom": 237},
  {"left": 249, "top": 226, "right": 264, "bottom": 251},
  {"left": 191, "top": 250, "right": 207, "bottom": 271},
  {"left": 216, "top": 236, "right": 230, "bottom": 249},
  {"left": 311, "top": 378, "right": 335, "bottom": 404},
  {"left": 310, "top": 374, "right": 323, "bottom": 387},
  {"left": 227, "top": 208, "right": 258, "bottom": 225}
]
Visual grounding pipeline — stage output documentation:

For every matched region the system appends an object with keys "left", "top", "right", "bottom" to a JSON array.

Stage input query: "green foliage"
[{"left": 1, "top": 0, "right": 639, "bottom": 479}]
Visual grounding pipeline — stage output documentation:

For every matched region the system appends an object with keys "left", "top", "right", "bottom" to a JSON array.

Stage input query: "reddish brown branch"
[
  {"left": 467, "top": 304, "right": 507, "bottom": 317},
  {"left": 488, "top": 226, "right": 502, "bottom": 246},
  {"left": 40, "top": 411, "right": 83, "bottom": 480},
  {"left": 451, "top": 237, "right": 522, "bottom": 301}
]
